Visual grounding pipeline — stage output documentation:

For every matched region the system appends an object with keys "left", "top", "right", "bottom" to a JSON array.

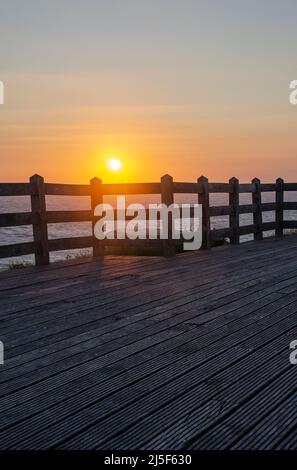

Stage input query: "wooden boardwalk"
[{"left": 0, "top": 236, "right": 297, "bottom": 450}]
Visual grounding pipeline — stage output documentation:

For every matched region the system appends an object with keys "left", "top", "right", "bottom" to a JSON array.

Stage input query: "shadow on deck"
[{"left": 0, "top": 236, "right": 297, "bottom": 450}]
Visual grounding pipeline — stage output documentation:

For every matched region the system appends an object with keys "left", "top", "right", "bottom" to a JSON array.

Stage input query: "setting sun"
[{"left": 107, "top": 158, "right": 122, "bottom": 172}]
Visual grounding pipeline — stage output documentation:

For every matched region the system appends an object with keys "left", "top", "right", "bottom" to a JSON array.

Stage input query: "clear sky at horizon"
[{"left": 1, "top": 0, "right": 297, "bottom": 182}]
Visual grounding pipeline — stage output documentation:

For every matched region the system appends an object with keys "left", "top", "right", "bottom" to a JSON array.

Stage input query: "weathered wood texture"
[
  {"left": 229, "top": 177, "right": 239, "bottom": 244},
  {"left": 90, "top": 177, "right": 104, "bottom": 257},
  {"left": 161, "top": 174, "right": 175, "bottom": 257},
  {"left": 0, "top": 236, "right": 296, "bottom": 449},
  {"left": 252, "top": 178, "right": 263, "bottom": 241},
  {"left": 276, "top": 178, "right": 284, "bottom": 237},
  {"left": 198, "top": 176, "right": 211, "bottom": 249},
  {"left": 30, "top": 174, "right": 49, "bottom": 265},
  {"left": 0, "top": 174, "right": 296, "bottom": 264}
]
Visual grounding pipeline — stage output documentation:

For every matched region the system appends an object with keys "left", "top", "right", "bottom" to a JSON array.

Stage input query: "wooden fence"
[{"left": 0, "top": 174, "right": 295, "bottom": 265}]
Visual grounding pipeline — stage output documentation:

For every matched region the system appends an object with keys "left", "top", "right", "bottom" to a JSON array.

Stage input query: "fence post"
[
  {"left": 161, "top": 174, "right": 175, "bottom": 257},
  {"left": 30, "top": 174, "right": 49, "bottom": 266},
  {"left": 229, "top": 177, "right": 240, "bottom": 244},
  {"left": 198, "top": 176, "right": 211, "bottom": 249},
  {"left": 252, "top": 177, "right": 263, "bottom": 240},
  {"left": 276, "top": 177, "right": 284, "bottom": 237},
  {"left": 90, "top": 177, "right": 104, "bottom": 257}
]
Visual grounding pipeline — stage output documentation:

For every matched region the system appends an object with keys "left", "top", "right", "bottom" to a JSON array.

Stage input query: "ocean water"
[{"left": 1, "top": 191, "right": 297, "bottom": 271}]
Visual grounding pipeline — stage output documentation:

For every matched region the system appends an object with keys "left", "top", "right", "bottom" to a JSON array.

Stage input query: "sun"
[{"left": 107, "top": 158, "right": 122, "bottom": 172}]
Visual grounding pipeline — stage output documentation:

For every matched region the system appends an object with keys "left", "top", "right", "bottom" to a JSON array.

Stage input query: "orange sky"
[
  {"left": 1, "top": 99, "right": 296, "bottom": 184},
  {"left": 1, "top": 1, "right": 297, "bottom": 184}
]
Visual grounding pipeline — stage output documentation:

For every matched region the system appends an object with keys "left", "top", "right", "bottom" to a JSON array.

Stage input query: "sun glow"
[{"left": 107, "top": 158, "right": 122, "bottom": 172}]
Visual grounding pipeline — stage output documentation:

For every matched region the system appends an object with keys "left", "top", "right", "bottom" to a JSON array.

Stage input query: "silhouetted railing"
[{"left": 0, "top": 174, "right": 293, "bottom": 265}]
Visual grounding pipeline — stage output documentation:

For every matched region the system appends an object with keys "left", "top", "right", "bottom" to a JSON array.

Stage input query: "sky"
[{"left": 0, "top": 0, "right": 297, "bottom": 183}]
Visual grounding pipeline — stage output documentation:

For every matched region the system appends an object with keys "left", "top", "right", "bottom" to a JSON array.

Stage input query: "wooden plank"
[
  {"left": 0, "top": 241, "right": 36, "bottom": 258},
  {"left": 262, "top": 222, "right": 276, "bottom": 232},
  {"left": 44, "top": 183, "right": 90, "bottom": 196},
  {"left": 0, "top": 228, "right": 291, "bottom": 286},
  {"left": 208, "top": 182, "right": 232, "bottom": 193},
  {"left": 0, "top": 212, "right": 35, "bottom": 227},
  {"left": 1, "top": 288, "right": 269, "bottom": 390},
  {"left": 161, "top": 174, "right": 175, "bottom": 257},
  {"left": 2, "top": 276, "right": 294, "bottom": 422},
  {"left": 239, "top": 222, "right": 275, "bottom": 235},
  {"left": 103, "top": 239, "right": 162, "bottom": 247},
  {"left": 2, "top": 238, "right": 293, "bottom": 342},
  {"left": 239, "top": 203, "right": 257, "bottom": 214},
  {"left": 276, "top": 178, "right": 284, "bottom": 237},
  {"left": 108, "top": 337, "right": 293, "bottom": 450},
  {"left": 191, "top": 360, "right": 294, "bottom": 450},
  {"left": 261, "top": 183, "right": 276, "bottom": 192},
  {"left": 46, "top": 210, "right": 93, "bottom": 223},
  {"left": 30, "top": 175, "right": 49, "bottom": 265},
  {"left": 173, "top": 182, "right": 197, "bottom": 193},
  {"left": 2, "top": 239, "right": 272, "bottom": 313},
  {"left": 90, "top": 177, "right": 104, "bottom": 257},
  {"left": 0, "top": 250, "right": 150, "bottom": 288},
  {"left": 7, "top": 340, "right": 292, "bottom": 448},
  {"left": 239, "top": 183, "right": 255, "bottom": 193},
  {"left": 144, "top": 338, "right": 292, "bottom": 450},
  {"left": 283, "top": 182, "right": 297, "bottom": 191},
  {"left": 209, "top": 205, "right": 232, "bottom": 216},
  {"left": 102, "top": 182, "right": 161, "bottom": 195},
  {"left": 210, "top": 228, "right": 231, "bottom": 240},
  {"left": 261, "top": 202, "right": 276, "bottom": 211},
  {"left": 3, "top": 237, "right": 291, "bottom": 334},
  {"left": 283, "top": 221, "right": 297, "bottom": 229},
  {"left": 46, "top": 209, "right": 153, "bottom": 224},
  {"left": 252, "top": 178, "right": 263, "bottom": 240},
  {"left": 0, "top": 250, "right": 289, "bottom": 360},
  {"left": 1, "top": 264, "right": 294, "bottom": 396},
  {"left": 1, "top": 238, "right": 297, "bottom": 450},
  {"left": 2, "top": 263, "right": 263, "bottom": 341},
  {"left": 229, "top": 177, "right": 239, "bottom": 244},
  {"left": 1, "top": 237, "right": 294, "bottom": 320},
  {"left": 231, "top": 391, "right": 297, "bottom": 450},
  {"left": 2, "top": 239, "right": 296, "bottom": 334},
  {"left": 0, "top": 246, "right": 294, "bottom": 334},
  {"left": 48, "top": 236, "right": 93, "bottom": 251},
  {"left": 0, "top": 268, "right": 292, "bottom": 422},
  {"left": 239, "top": 224, "right": 256, "bottom": 236},
  {"left": 198, "top": 176, "right": 211, "bottom": 249},
  {"left": 3, "top": 299, "right": 294, "bottom": 449},
  {"left": 276, "top": 416, "right": 297, "bottom": 449},
  {"left": 282, "top": 202, "right": 297, "bottom": 210},
  {"left": 43, "top": 302, "right": 297, "bottom": 450},
  {"left": 0, "top": 183, "right": 31, "bottom": 196},
  {"left": 2, "top": 241, "right": 295, "bottom": 337},
  {"left": 165, "top": 354, "right": 293, "bottom": 451},
  {"left": 2, "top": 266, "right": 294, "bottom": 386}
]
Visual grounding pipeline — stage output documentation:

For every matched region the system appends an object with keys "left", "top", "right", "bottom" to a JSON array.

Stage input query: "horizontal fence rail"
[{"left": 0, "top": 174, "right": 296, "bottom": 265}]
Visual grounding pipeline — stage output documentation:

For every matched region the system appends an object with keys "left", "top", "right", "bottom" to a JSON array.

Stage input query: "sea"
[{"left": 1, "top": 191, "right": 296, "bottom": 271}]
